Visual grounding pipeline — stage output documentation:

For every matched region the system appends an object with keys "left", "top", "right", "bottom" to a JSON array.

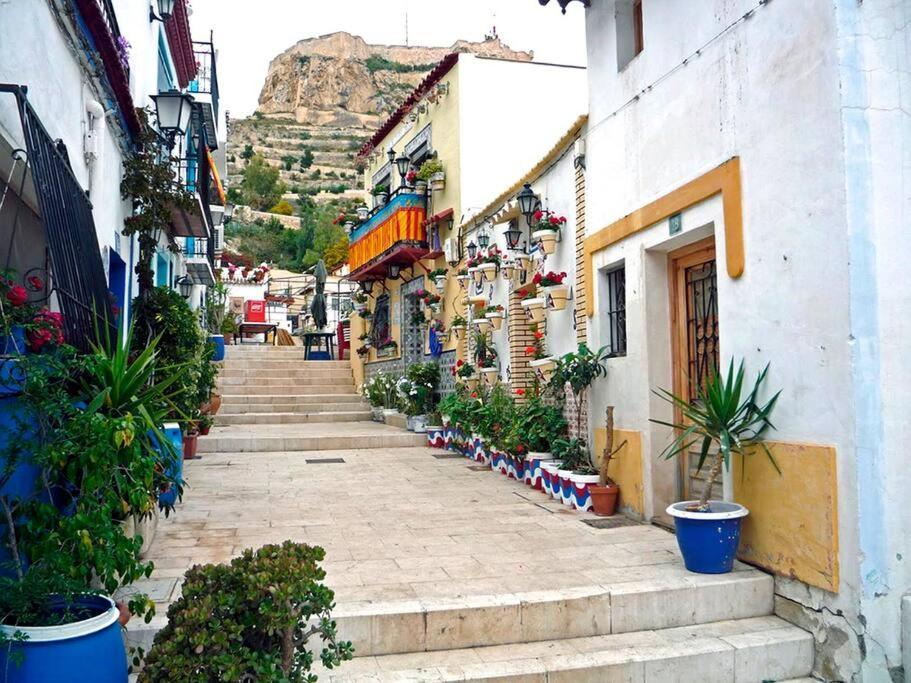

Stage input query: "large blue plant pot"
[
  {"left": 0, "top": 594, "right": 127, "bottom": 682},
  {"left": 667, "top": 501, "right": 749, "bottom": 574},
  {"left": 208, "top": 334, "right": 226, "bottom": 361},
  {"left": 156, "top": 422, "right": 184, "bottom": 509}
]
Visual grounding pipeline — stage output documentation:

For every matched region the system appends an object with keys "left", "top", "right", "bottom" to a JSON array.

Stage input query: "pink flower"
[
  {"left": 27, "top": 275, "right": 43, "bottom": 290},
  {"left": 6, "top": 285, "right": 27, "bottom": 307}
]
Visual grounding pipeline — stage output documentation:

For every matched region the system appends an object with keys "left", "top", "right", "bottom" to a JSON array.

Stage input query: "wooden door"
[{"left": 669, "top": 239, "right": 721, "bottom": 501}]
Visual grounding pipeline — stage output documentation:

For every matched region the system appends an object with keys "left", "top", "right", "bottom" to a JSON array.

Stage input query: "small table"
[
  {"left": 235, "top": 322, "right": 278, "bottom": 345},
  {"left": 303, "top": 332, "right": 335, "bottom": 360}
]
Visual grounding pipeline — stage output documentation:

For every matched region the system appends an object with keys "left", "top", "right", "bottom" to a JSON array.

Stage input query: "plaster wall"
[{"left": 582, "top": 0, "right": 867, "bottom": 677}]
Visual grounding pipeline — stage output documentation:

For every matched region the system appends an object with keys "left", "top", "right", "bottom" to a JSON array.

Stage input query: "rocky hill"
[{"left": 227, "top": 32, "right": 532, "bottom": 205}]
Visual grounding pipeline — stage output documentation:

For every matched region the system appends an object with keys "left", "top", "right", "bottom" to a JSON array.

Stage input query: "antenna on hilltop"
[
  {"left": 484, "top": 10, "right": 498, "bottom": 41},
  {"left": 404, "top": 3, "right": 409, "bottom": 46}
]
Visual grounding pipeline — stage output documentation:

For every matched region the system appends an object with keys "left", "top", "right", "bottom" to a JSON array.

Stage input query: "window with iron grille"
[
  {"left": 605, "top": 266, "right": 627, "bottom": 357},
  {"left": 372, "top": 294, "right": 390, "bottom": 343}
]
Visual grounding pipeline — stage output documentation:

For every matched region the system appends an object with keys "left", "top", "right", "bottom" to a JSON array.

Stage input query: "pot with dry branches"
[{"left": 589, "top": 406, "right": 627, "bottom": 516}]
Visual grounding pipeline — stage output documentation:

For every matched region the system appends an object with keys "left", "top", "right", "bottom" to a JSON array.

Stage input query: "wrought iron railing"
[
  {"left": 0, "top": 85, "right": 114, "bottom": 351},
  {"left": 191, "top": 38, "right": 219, "bottom": 122}
]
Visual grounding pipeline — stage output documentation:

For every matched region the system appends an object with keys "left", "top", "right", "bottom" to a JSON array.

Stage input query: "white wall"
[
  {"left": 582, "top": 0, "right": 908, "bottom": 677},
  {"left": 458, "top": 56, "right": 587, "bottom": 221}
]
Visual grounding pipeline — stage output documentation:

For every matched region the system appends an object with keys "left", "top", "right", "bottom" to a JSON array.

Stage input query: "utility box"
[{"left": 244, "top": 300, "right": 266, "bottom": 322}]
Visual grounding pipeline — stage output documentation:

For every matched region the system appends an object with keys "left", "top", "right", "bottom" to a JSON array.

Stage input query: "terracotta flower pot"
[
  {"left": 183, "top": 432, "right": 200, "bottom": 460},
  {"left": 533, "top": 229, "right": 558, "bottom": 255},
  {"left": 208, "top": 394, "right": 222, "bottom": 415},
  {"left": 486, "top": 312, "right": 504, "bottom": 330},
  {"left": 543, "top": 284, "right": 570, "bottom": 311},
  {"left": 590, "top": 484, "right": 620, "bottom": 517}
]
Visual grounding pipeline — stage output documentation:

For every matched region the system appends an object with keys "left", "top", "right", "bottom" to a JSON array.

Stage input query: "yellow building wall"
[
  {"left": 592, "top": 427, "right": 644, "bottom": 517},
  {"left": 351, "top": 62, "right": 467, "bottom": 381},
  {"left": 733, "top": 441, "right": 839, "bottom": 592}
]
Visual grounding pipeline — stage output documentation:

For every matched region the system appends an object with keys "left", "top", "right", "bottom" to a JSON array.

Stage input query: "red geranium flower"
[
  {"left": 6, "top": 285, "right": 27, "bottom": 307},
  {"left": 533, "top": 210, "right": 543, "bottom": 221},
  {"left": 532, "top": 273, "right": 542, "bottom": 285},
  {"left": 525, "top": 345, "right": 536, "bottom": 356},
  {"left": 534, "top": 330, "right": 544, "bottom": 340},
  {"left": 456, "top": 359, "right": 464, "bottom": 367},
  {"left": 515, "top": 388, "right": 525, "bottom": 396},
  {"left": 470, "top": 392, "right": 478, "bottom": 398},
  {"left": 516, "top": 444, "right": 526, "bottom": 453},
  {"left": 26, "top": 275, "right": 43, "bottom": 290},
  {"left": 549, "top": 216, "right": 559, "bottom": 225}
]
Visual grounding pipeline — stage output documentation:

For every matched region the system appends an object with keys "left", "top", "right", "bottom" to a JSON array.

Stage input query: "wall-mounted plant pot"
[
  {"left": 429, "top": 172, "right": 446, "bottom": 192},
  {"left": 485, "top": 312, "right": 504, "bottom": 330},
  {"left": 429, "top": 303, "right": 442, "bottom": 315},
  {"left": 468, "top": 294, "right": 488, "bottom": 308},
  {"left": 423, "top": 306, "right": 433, "bottom": 321},
  {"left": 570, "top": 473, "right": 600, "bottom": 512},
  {"left": 207, "top": 334, "right": 226, "bottom": 361},
  {"left": 590, "top": 483, "right": 620, "bottom": 516},
  {"left": 450, "top": 325, "right": 465, "bottom": 338},
  {"left": 667, "top": 501, "right": 749, "bottom": 574},
  {"left": 521, "top": 297, "right": 547, "bottom": 323},
  {"left": 434, "top": 275, "right": 446, "bottom": 290},
  {"left": 479, "top": 263, "right": 498, "bottom": 282},
  {"left": 480, "top": 367, "right": 499, "bottom": 385},
  {"left": 501, "top": 263, "right": 516, "bottom": 281},
  {"left": 456, "top": 275, "right": 471, "bottom": 290},
  {"left": 374, "top": 192, "right": 389, "bottom": 207},
  {"left": 473, "top": 318, "right": 491, "bottom": 333},
  {"left": 462, "top": 376, "right": 479, "bottom": 390},
  {"left": 0, "top": 594, "right": 128, "bottom": 683},
  {"left": 469, "top": 267, "right": 484, "bottom": 286},
  {"left": 533, "top": 229, "right": 558, "bottom": 255},
  {"left": 529, "top": 356, "right": 557, "bottom": 382},
  {"left": 514, "top": 254, "right": 531, "bottom": 273},
  {"left": 415, "top": 180, "right": 428, "bottom": 195},
  {"left": 557, "top": 468, "right": 574, "bottom": 507},
  {"left": 543, "top": 285, "right": 570, "bottom": 311}
]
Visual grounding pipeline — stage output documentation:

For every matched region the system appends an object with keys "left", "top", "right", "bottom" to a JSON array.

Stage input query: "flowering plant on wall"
[
  {"left": 531, "top": 210, "right": 567, "bottom": 232},
  {"left": 453, "top": 359, "right": 476, "bottom": 379},
  {"left": 516, "top": 288, "right": 537, "bottom": 301},
  {"left": 421, "top": 291, "right": 442, "bottom": 307},
  {"left": 482, "top": 246, "right": 502, "bottom": 266},
  {"left": 533, "top": 271, "right": 567, "bottom": 287},
  {"left": 429, "top": 319, "right": 446, "bottom": 334},
  {"left": 525, "top": 327, "right": 548, "bottom": 360}
]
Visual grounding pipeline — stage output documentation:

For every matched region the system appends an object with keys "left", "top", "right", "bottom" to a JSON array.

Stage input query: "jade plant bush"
[
  {"left": 140, "top": 541, "right": 353, "bottom": 682},
  {"left": 0, "top": 325, "right": 184, "bottom": 640},
  {"left": 506, "top": 396, "right": 567, "bottom": 455},
  {"left": 652, "top": 359, "right": 781, "bottom": 511}
]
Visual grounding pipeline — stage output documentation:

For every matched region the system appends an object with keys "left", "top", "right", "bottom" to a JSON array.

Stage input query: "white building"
[
  {"left": 0, "top": 0, "right": 225, "bottom": 341},
  {"left": 530, "top": 0, "right": 909, "bottom": 679}
]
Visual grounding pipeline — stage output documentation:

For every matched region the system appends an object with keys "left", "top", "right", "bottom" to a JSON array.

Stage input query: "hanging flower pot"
[
  {"left": 529, "top": 356, "right": 557, "bottom": 382},
  {"left": 478, "top": 263, "right": 498, "bottom": 282},
  {"left": 521, "top": 297, "right": 547, "bottom": 323},
  {"left": 468, "top": 294, "right": 488, "bottom": 308},
  {"left": 469, "top": 267, "right": 483, "bottom": 286},
  {"left": 480, "top": 367, "right": 499, "bottom": 385},
  {"left": 415, "top": 180, "right": 428, "bottom": 195},
  {"left": 434, "top": 275, "right": 447, "bottom": 290},
  {"left": 514, "top": 254, "right": 531, "bottom": 273},
  {"left": 456, "top": 274, "right": 471, "bottom": 290},
  {"left": 485, "top": 311, "right": 504, "bottom": 330},
  {"left": 473, "top": 318, "right": 491, "bottom": 333},
  {"left": 429, "top": 171, "right": 446, "bottom": 192},
  {"left": 543, "top": 284, "right": 570, "bottom": 311},
  {"left": 533, "top": 229, "right": 558, "bottom": 255},
  {"left": 450, "top": 325, "right": 465, "bottom": 339},
  {"left": 501, "top": 261, "right": 516, "bottom": 281}
]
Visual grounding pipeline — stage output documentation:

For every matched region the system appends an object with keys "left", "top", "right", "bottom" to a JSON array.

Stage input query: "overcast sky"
[{"left": 188, "top": 0, "right": 587, "bottom": 117}]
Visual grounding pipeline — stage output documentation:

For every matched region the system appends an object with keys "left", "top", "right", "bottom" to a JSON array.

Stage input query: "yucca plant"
[{"left": 651, "top": 360, "right": 781, "bottom": 511}]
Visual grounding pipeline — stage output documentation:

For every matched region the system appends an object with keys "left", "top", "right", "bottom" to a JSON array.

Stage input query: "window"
[
  {"left": 616, "top": 0, "right": 644, "bottom": 71},
  {"left": 605, "top": 266, "right": 627, "bottom": 357},
  {"left": 372, "top": 294, "right": 391, "bottom": 343}
]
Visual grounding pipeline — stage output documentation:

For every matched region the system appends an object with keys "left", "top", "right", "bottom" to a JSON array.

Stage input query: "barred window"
[
  {"left": 605, "top": 266, "right": 627, "bottom": 357},
  {"left": 372, "top": 294, "right": 390, "bottom": 343}
]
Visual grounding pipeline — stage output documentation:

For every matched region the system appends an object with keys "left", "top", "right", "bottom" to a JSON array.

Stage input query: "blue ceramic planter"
[
  {"left": 156, "top": 422, "right": 184, "bottom": 509},
  {"left": 0, "top": 594, "right": 127, "bottom": 682},
  {"left": 208, "top": 334, "right": 226, "bottom": 361},
  {"left": 667, "top": 501, "right": 749, "bottom": 574}
]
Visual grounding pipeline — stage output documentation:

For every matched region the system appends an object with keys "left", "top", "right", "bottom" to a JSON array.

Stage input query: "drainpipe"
[{"left": 83, "top": 91, "right": 106, "bottom": 199}]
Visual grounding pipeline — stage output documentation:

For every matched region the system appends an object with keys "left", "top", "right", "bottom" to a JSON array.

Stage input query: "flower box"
[
  {"left": 521, "top": 297, "right": 547, "bottom": 323},
  {"left": 529, "top": 356, "right": 557, "bottom": 382},
  {"left": 543, "top": 284, "right": 570, "bottom": 311}
]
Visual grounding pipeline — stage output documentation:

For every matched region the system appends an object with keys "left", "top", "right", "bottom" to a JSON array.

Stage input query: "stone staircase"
[{"left": 206, "top": 345, "right": 425, "bottom": 453}]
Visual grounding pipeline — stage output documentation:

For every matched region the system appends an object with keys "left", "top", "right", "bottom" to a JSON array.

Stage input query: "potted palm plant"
[{"left": 651, "top": 360, "right": 780, "bottom": 574}]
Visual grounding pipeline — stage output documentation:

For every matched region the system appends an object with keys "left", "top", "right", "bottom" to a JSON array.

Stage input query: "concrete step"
[
  {"left": 215, "top": 411, "right": 373, "bottom": 426},
  {"left": 316, "top": 616, "right": 813, "bottom": 682},
  {"left": 219, "top": 393, "right": 364, "bottom": 405},
  {"left": 220, "top": 402, "right": 370, "bottom": 415},
  {"left": 215, "top": 384, "right": 358, "bottom": 395},
  {"left": 221, "top": 359, "right": 351, "bottom": 369},
  {"left": 219, "top": 376, "right": 355, "bottom": 388},
  {"left": 219, "top": 368, "right": 355, "bottom": 379},
  {"left": 197, "top": 426, "right": 426, "bottom": 453},
  {"left": 332, "top": 567, "right": 775, "bottom": 657}
]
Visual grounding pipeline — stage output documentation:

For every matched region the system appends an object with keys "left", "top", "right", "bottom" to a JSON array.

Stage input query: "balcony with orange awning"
[{"left": 348, "top": 193, "right": 429, "bottom": 281}]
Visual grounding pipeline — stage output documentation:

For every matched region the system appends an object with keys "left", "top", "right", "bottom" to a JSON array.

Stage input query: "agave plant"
[{"left": 651, "top": 360, "right": 781, "bottom": 511}]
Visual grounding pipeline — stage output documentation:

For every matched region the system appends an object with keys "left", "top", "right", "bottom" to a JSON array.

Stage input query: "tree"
[
  {"left": 298, "top": 148, "right": 314, "bottom": 171},
  {"left": 269, "top": 200, "right": 294, "bottom": 216},
  {"left": 281, "top": 154, "right": 296, "bottom": 171},
  {"left": 241, "top": 155, "right": 286, "bottom": 210},
  {"left": 240, "top": 143, "right": 254, "bottom": 161}
]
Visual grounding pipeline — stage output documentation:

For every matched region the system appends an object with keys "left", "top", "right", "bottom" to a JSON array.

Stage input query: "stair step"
[
  {"left": 215, "top": 411, "right": 373, "bottom": 425},
  {"left": 216, "top": 384, "right": 358, "bottom": 395},
  {"left": 220, "top": 369, "right": 354, "bottom": 379},
  {"left": 197, "top": 431, "right": 426, "bottom": 453},
  {"left": 333, "top": 569, "right": 773, "bottom": 657},
  {"left": 219, "top": 393, "right": 363, "bottom": 404},
  {"left": 315, "top": 616, "right": 812, "bottom": 682},
  {"left": 219, "top": 376, "right": 354, "bottom": 385},
  {"left": 220, "top": 402, "right": 369, "bottom": 415}
]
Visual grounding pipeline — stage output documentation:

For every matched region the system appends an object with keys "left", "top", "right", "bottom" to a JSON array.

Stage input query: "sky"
[{"left": 188, "top": 0, "right": 587, "bottom": 117}]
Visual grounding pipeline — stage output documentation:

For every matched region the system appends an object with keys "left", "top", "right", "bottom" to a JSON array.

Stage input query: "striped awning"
[{"left": 349, "top": 194, "right": 427, "bottom": 274}]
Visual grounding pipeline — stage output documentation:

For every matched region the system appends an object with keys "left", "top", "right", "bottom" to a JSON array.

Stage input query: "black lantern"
[
  {"left": 466, "top": 241, "right": 478, "bottom": 260},
  {"left": 477, "top": 227, "right": 490, "bottom": 250},
  {"left": 504, "top": 219, "right": 523, "bottom": 251},
  {"left": 538, "top": 0, "right": 590, "bottom": 14},
  {"left": 517, "top": 183, "right": 538, "bottom": 225},
  {"left": 175, "top": 275, "right": 192, "bottom": 298},
  {"left": 387, "top": 148, "right": 396, "bottom": 167},
  {"left": 223, "top": 202, "right": 235, "bottom": 224},
  {"left": 388, "top": 264, "right": 402, "bottom": 279},
  {"left": 152, "top": 90, "right": 194, "bottom": 147},
  {"left": 150, "top": 0, "right": 176, "bottom": 22},
  {"left": 395, "top": 154, "right": 410, "bottom": 180},
  {"left": 361, "top": 280, "right": 375, "bottom": 295}
]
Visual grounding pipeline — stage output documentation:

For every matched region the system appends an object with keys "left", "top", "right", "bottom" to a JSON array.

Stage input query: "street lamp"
[
  {"left": 151, "top": 90, "right": 194, "bottom": 149},
  {"left": 395, "top": 154, "right": 410, "bottom": 187},
  {"left": 516, "top": 183, "right": 539, "bottom": 226},
  {"left": 466, "top": 241, "right": 478, "bottom": 260},
  {"left": 477, "top": 226, "right": 491, "bottom": 250},
  {"left": 223, "top": 202, "right": 235, "bottom": 224},
  {"left": 387, "top": 264, "right": 402, "bottom": 279},
  {"left": 150, "top": 0, "right": 176, "bottom": 22},
  {"left": 360, "top": 280, "right": 375, "bottom": 295},
  {"left": 504, "top": 218, "right": 524, "bottom": 251},
  {"left": 175, "top": 275, "right": 192, "bottom": 298}
]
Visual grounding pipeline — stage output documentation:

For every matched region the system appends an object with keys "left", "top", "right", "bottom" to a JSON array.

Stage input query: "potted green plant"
[
  {"left": 139, "top": 542, "right": 353, "bottom": 681},
  {"left": 428, "top": 267, "right": 448, "bottom": 290},
  {"left": 456, "top": 268, "right": 471, "bottom": 290},
  {"left": 525, "top": 327, "right": 556, "bottom": 382},
  {"left": 484, "top": 304, "right": 505, "bottom": 330},
  {"left": 429, "top": 318, "right": 448, "bottom": 342},
  {"left": 454, "top": 359, "right": 478, "bottom": 390},
  {"left": 398, "top": 362, "right": 439, "bottom": 432},
  {"left": 376, "top": 336, "right": 397, "bottom": 357},
  {"left": 552, "top": 437, "right": 589, "bottom": 507},
  {"left": 372, "top": 183, "right": 389, "bottom": 207},
  {"left": 589, "top": 406, "right": 627, "bottom": 516},
  {"left": 450, "top": 314, "right": 467, "bottom": 338},
  {"left": 651, "top": 360, "right": 781, "bottom": 574},
  {"left": 478, "top": 246, "right": 502, "bottom": 282},
  {"left": 362, "top": 374, "right": 386, "bottom": 421},
  {"left": 198, "top": 413, "right": 215, "bottom": 436},
  {"left": 507, "top": 394, "right": 567, "bottom": 490},
  {"left": 424, "top": 411, "right": 445, "bottom": 448},
  {"left": 417, "top": 158, "right": 444, "bottom": 192}
]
